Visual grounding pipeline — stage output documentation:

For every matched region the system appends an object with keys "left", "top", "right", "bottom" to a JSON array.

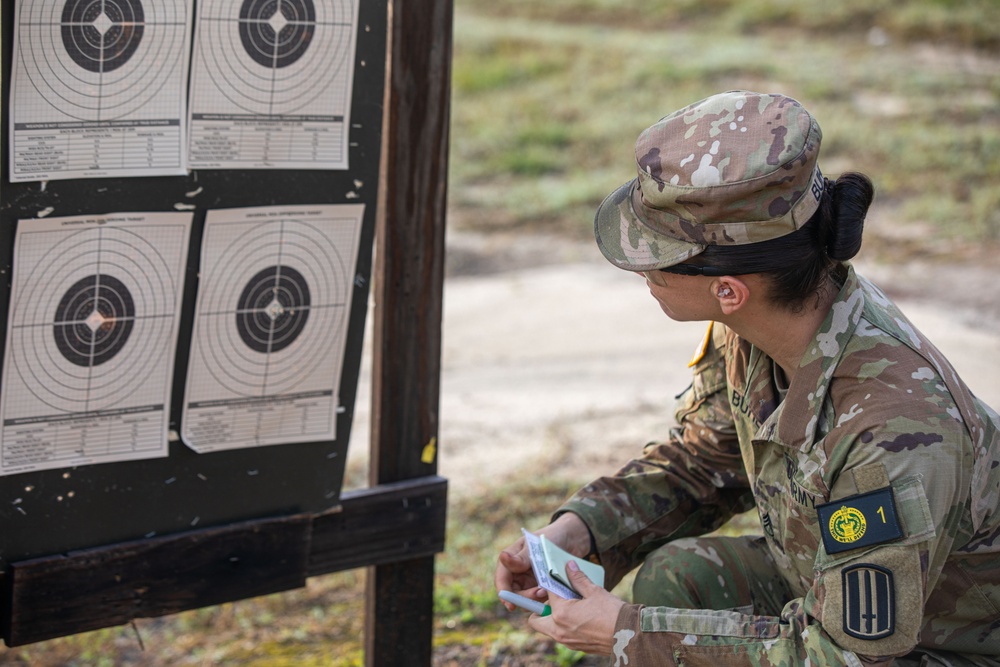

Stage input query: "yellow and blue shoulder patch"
[{"left": 816, "top": 487, "right": 903, "bottom": 555}]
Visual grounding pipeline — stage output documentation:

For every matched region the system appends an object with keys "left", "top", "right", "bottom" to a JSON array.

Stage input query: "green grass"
[
  {"left": 453, "top": 0, "right": 1000, "bottom": 50},
  {"left": 449, "top": 0, "right": 1000, "bottom": 247}
]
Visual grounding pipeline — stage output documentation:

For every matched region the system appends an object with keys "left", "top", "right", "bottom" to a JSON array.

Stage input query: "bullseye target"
[
  {"left": 9, "top": 227, "right": 180, "bottom": 413},
  {"left": 196, "top": 0, "right": 355, "bottom": 115},
  {"left": 16, "top": 0, "right": 187, "bottom": 120},
  {"left": 236, "top": 265, "right": 311, "bottom": 353},
  {"left": 195, "top": 218, "right": 349, "bottom": 397},
  {"left": 53, "top": 274, "right": 136, "bottom": 367},
  {"left": 238, "top": 0, "right": 314, "bottom": 69},
  {"left": 61, "top": 0, "right": 145, "bottom": 73}
]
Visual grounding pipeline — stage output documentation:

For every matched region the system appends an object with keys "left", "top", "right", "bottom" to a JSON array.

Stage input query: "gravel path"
[{"left": 346, "top": 231, "right": 1000, "bottom": 497}]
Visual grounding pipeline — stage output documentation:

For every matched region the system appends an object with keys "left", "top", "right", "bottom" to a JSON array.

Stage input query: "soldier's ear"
[{"left": 711, "top": 277, "right": 749, "bottom": 315}]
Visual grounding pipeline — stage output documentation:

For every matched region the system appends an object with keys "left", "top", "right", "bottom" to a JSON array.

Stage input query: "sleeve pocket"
[{"left": 673, "top": 641, "right": 787, "bottom": 666}]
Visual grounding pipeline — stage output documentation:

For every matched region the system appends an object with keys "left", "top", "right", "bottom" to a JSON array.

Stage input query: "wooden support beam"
[
  {"left": 1, "top": 476, "right": 446, "bottom": 647},
  {"left": 368, "top": 0, "right": 453, "bottom": 665},
  {"left": 3, "top": 515, "right": 311, "bottom": 646},
  {"left": 370, "top": 2, "right": 452, "bottom": 483},
  {"left": 309, "top": 476, "right": 447, "bottom": 575}
]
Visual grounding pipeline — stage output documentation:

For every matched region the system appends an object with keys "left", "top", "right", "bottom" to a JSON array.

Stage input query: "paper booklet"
[{"left": 521, "top": 529, "right": 605, "bottom": 600}]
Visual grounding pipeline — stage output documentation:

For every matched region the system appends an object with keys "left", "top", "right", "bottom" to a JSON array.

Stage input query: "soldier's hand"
[
  {"left": 529, "top": 561, "right": 625, "bottom": 656},
  {"left": 495, "top": 513, "right": 594, "bottom": 612},
  {"left": 495, "top": 535, "right": 543, "bottom": 609}
]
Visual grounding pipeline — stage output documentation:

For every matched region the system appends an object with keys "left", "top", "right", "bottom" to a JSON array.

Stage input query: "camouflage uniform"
[
  {"left": 558, "top": 267, "right": 1000, "bottom": 665},
  {"left": 562, "top": 90, "right": 1000, "bottom": 665}
]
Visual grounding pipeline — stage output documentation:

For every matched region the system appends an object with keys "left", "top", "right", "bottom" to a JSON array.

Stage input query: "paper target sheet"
[
  {"left": 0, "top": 213, "right": 192, "bottom": 476},
  {"left": 181, "top": 204, "right": 363, "bottom": 453},
  {"left": 8, "top": 0, "right": 193, "bottom": 182},
  {"left": 187, "top": 0, "right": 360, "bottom": 170}
]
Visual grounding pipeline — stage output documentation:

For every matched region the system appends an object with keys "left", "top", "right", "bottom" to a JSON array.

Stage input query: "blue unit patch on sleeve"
[
  {"left": 842, "top": 564, "right": 895, "bottom": 640},
  {"left": 816, "top": 487, "right": 903, "bottom": 555}
]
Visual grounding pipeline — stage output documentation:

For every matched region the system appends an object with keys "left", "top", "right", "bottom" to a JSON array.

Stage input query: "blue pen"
[{"left": 499, "top": 590, "right": 552, "bottom": 616}]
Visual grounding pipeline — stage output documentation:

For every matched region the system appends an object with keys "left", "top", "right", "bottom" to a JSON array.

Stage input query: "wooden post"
[{"left": 367, "top": 0, "right": 453, "bottom": 664}]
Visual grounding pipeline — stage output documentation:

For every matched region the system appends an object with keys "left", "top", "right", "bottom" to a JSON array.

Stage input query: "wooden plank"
[
  {"left": 1, "top": 476, "right": 446, "bottom": 647},
  {"left": 370, "top": 0, "right": 452, "bottom": 483},
  {"left": 367, "top": 0, "right": 453, "bottom": 665},
  {"left": 3, "top": 514, "right": 312, "bottom": 646},
  {"left": 308, "top": 476, "right": 447, "bottom": 575}
]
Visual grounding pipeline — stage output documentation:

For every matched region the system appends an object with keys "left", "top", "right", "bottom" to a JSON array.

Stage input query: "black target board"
[{"left": 0, "top": 0, "right": 387, "bottom": 571}]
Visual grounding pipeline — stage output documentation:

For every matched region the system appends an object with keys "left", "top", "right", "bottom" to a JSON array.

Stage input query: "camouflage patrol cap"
[{"left": 595, "top": 90, "right": 826, "bottom": 271}]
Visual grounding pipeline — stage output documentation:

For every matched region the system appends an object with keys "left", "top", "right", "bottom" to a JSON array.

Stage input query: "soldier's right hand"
[{"left": 495, "top": 534, "right": 541, "bottom": 608}]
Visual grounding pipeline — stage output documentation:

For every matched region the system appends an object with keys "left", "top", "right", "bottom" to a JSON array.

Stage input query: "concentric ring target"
[
  {"left": 238, "top": 0, "right": 314, "bottom": 69},
  {"left": 17, "top": 0, "right": 187, "bottom": 120},
  {"left": 198, "top": 0, "right": 354, "bottom": 115},
  {"left": 236, "top": 265, "right": 310, "bottom": 353},
  {"left": 197, "top": 219, "right": 348, "bottom": 397},
  {"left": 11, "top": 227, "right": 178, "bottom": 413},
  {"left": 61, "top": 0, "right": 145, "bottom": 73},
  {"left": 53, "top": 274, "right": 136, "bottom": 367}
]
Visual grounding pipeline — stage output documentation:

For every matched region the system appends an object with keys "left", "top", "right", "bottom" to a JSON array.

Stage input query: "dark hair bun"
[{"left": 826, "top": 172, "right": 874, "bottom": 261}]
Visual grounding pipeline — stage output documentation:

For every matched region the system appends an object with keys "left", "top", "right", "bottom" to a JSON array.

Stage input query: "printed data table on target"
[
  {"left": 189, "top": 115, "right": 343, "bottom": 167},
  {"left": 13, "top": 121, "right": 183, "bottom": 178}
]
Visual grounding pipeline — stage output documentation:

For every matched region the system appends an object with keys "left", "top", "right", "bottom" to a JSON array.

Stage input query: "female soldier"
[{"left": 495, "top": 91, "right": 1000, "bottom": 666}]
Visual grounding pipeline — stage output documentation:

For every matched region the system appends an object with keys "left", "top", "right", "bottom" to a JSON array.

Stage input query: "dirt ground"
[{"left": 346, "top": 223, "right": 1000, "bottom": 498}]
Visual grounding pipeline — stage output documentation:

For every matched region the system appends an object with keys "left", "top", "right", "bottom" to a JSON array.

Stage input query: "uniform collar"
[{"left": 758, "top": 265, "right": 866, "bottom": 450}]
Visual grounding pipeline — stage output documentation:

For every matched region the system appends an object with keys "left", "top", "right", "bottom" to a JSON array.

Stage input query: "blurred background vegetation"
[
  {"left": 1, "top": 0, "right": 997, "bottom": 665},
  {"left": 449, "top": 0, "right": 1000, "bottom": 255}
]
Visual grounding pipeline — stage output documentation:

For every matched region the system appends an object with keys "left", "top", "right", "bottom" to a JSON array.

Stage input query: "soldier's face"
[{"left": 642, "top": 270, "right": 717, "bottom": 322}]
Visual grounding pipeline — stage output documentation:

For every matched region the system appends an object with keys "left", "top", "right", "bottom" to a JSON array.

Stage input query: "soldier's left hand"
[{"left": 528, "top": 561, "right": 625, "bottom": 656}]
